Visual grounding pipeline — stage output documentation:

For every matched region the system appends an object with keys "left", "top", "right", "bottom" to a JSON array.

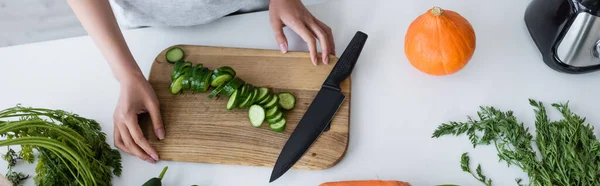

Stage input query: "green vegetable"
[
  {"left": 210, "top": 74, "right": 232, "bottom": 88},
  {"left": 3, "top": 147, "right": 29, "bottom": 186},
  {"left": 166, "top": 47, "right": 184, "bottom": 63},
  {"left": 169, "top": 75, "right": 185, "bottom": 95},
  {"left": 270, "top": 118, "right": 286, "bottom": 132},
  {"left": 265, "top": 106, "right": 280, "bottom": 119},
  {"left": 277, "top": 92, "right": 296, "bottom": 110},
  {"left": 255, "top": 87, "right": 270, "bottom": 103},
  {"left": 197, "top": 68, "right": 213, "bottom": 93},
  {"left": 214, "top": 66, "right": 236, "bottom": 77},
  {"left": 459, "top": 153, "right": 491, "bottom": 186},
  {"left": 208, "top": 79, "right": 228, "bottom": 99},
  {"left": 432, "top": 99, "right": 600, "bottom": 186},
  {"left": 263, "top": 95, "right": 279, "bottom": 109},
  {"left": 267, "top": 111, "right": 283, "bottom": 124},
  {"left": 0, "top": 105, "right": 122, "bottom": 186},
  {"left": 227, "top": 89, "right": 241, "bottom": 110},
  {"left": 221, "top": 77, "right": 244, "bottom": 97},
  {"left": 248, "top": 105, "right": 265, "bottom": 127},
  {"left": 166, "top": 62, "right": 297, "bottom": 134},
  {"left": 142, "top": 166, "right": 168, "bottom": 186}
]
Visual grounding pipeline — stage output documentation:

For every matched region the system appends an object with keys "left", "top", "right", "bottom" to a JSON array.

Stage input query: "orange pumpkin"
[{"left": 404, "top": 6, "right": 476, "bottom": 76}]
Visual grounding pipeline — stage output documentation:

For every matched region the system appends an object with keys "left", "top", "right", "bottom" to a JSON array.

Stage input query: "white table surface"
[{"left": 2, "top": 0, "right": 600, "bottom": 185}]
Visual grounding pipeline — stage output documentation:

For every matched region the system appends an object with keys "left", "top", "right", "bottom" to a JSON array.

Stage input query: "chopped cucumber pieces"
[
  {"left": 278, "top": 92, "right": 296, "bottom": 110},
  {"left": 248, "top": 105, "right": 265, "bottom": 127},
  {"left": 166, "top": 47, "right": 185, "bottom": 63},
  {"left": 167, "top": 59, "right": 295, "bottom": 133}
]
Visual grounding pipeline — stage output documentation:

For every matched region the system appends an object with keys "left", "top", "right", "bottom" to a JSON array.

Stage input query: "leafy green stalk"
[
  {"left": 460, "top": 153, "right": 492, "bottom": 186},
  {"left": 433, "top": 99, "right": 600, "bottom": 186},
  {"left": 0, "top": 105, "right": 122, "bottom": 186}
]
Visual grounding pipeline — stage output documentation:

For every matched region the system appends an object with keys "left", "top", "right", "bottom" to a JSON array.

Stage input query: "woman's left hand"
[{"left": 269, "top": 0, "right": 335, "bottom": 66}]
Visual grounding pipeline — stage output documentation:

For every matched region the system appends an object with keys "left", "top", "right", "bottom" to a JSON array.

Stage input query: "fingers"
[
  {"left": 270, "top": 19, "right": 289, "bottom": 54},
  {"left": 314, "top": 19, "right": 335, "bottom": 56},
  {"left": 146, "top": 100, "right": 165, "bottom": 140},
  {"left": 288, "top": 22, "right": 318, "bottom": 66},
  {"left": 118, "top": 122, "right": 156, "bottom": 163},
  {"left": 123, "top": 114, "right": 160, "bottom": 163},
  {"left": 114, "top": 124, "right": 131, "bottom": 154},
  {"left": 307, "top": 19, "right": 331, "bottom": 65}
]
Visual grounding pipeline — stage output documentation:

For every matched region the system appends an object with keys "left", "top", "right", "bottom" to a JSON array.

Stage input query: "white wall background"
[{"left": 0, "top": 0, "right": 327, "bottom": 48}]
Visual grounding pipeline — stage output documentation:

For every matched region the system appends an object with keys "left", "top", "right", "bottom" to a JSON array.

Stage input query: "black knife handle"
[{"left": 324, "top": 31, "right": 368, "bottom": 89}]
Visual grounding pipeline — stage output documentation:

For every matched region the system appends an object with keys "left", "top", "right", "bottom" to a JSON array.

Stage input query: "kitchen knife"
[{"left": 269, "top": 31, "right": 368, "bottom": 182}]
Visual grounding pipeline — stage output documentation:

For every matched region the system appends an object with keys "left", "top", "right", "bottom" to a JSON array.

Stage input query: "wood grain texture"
[{"left": 140, "top": 45, "right": 350, "bottom": 170}]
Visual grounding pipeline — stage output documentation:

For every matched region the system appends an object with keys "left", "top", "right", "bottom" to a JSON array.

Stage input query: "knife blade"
[{"left": 269, "top": 31, "right": 368, "bottom": 182}]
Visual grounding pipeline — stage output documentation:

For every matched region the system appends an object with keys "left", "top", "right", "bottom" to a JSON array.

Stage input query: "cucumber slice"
[
  {"left": 258, "top": 94, "right": 273, "bottom": 105},
  {"left": 267, "top": 111, "right": 283, "bottom": 124},
  {"left": 214, "top": 66, "right": 236, "bottom": 77},
  {"left": 239, "top": 89, "right": 256, "bottom": 108},
  {"left": 198, "top": 68, "right": 213, "bottom": 93},
  {"left": 208, "top": 78, "right": 228, "bottom": 99},
  {"left": 173, "top": 66, "right": 190, "bottom": 81},
  {"left": 266, "top": 106, "right": 280, "bottom": 119},
  {"left": 278, "top": 92, "right": 296, "bottom": 110},
  {"left": 227, "top": 89, "right": 241, "bottom": 110},
  {"left": 169, "top": 75, "right": 185, "bottom": 94},
  {"left": 251, "top": 89, "right": 260, "bottom": 103},
  {"left": 270, "top": 118, "right": 286, "bottom": 132},
  {"left": 190, "top": 66, "right": 201, "bottom": 92},
  {"left": 182, "top": 69, "right": 192, "bottom": 90},
  {"left": 241, "top": 84, "right": 253, "bottom": 98},
  {"left": 263, "top": 95, "right": 279, "bottom": 109},
  {"left": 248, "top": 105, "right": 265, "bottom": 127},
  {"left": 222, "top": 77, "right": 245, "bottom": 97},
  {"left": 172, "top": 60, "right": 183, "bottom": 79},
  {"left": 166, "top": 47, "right": 184, "bottom": 63},
  {"left": 210, "top": 74, "right": 232, "bottom": 87},
  {"left": 255, "top": 87, "right": 270, "bottom": 103}
]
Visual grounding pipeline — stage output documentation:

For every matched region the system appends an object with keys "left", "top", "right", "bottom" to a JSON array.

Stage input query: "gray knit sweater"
[{"left": 112, "top": 0, "right": 270, "bottom": 27}]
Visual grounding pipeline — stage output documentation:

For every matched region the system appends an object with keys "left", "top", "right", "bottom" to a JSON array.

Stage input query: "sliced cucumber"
[
  {"left": 248, "top": 105, "right": 265, "bottom": 127},
  {"left": 169, "top": 75, "right": 185, "bottom": 94},
  {"left": 239, "top": 89, "right": 256, "bottom": 109},
  {"left": 172, "top": 61, "right": 183, "bottom": 79},
  {"left": 267, "top": 111, "right": 283, "bottom": 124},
  {"left": 227, "top": 89, "right": 241, "bottom": 110},
  {"left": 210, "top": 74, "right": 233, "bottom": 87},
  {"left": 182, "top": 69, "right": 192, "bottom": 90},
  {"left": 172, "top": 61, "right": 193, "bottom": 80},
  {"left": 270, "top": 118, "right": 286, "bottom": 133},
  {"left": 198, "top": 68, "right": 213, "bottom": 93},
  {"left": 278, "top": 92, "right": 296, "bottom": 110},
  {"left": 214, "top": 66, "right": 236, "bottom": 77},
  {"left": 258, "top": 94, "right": 273, "bottom": 105},
  {"left": 166, "top": 47, "right": 184, "bottom": 63},
  {"left": 266, "top": 106, "right": 280, "bottom": 119},
  {"left": 173, "top": 66, "right": 190, "bottom": 81},
  {"left": 222, "top": 77, "right": 245, "bottom": 97},
  {"left": 255, "top": 87, "right": 270, "bottom": 103},
  {"left": 263, "top": 95, "right": 279, "bottom": 109},
  {"left": 251, "top": 89, "right": 260, "bottom": 103},
  {"left": 241, "top": 84, "right": 253, "bottom": 98},
  {"left": 208, "top": 78, "right": 229, "bottom": 99},
  {"left": 190, "top": 66, "right": 201, "bottom": 92}
]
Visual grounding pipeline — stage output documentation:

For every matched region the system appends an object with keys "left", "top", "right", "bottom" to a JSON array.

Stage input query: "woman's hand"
[
  {"left": 113, "top": 74, "right": 164, "bottom": 163},
  {"left": 269, "top": 0, "right": 335, "bottom": 66}
]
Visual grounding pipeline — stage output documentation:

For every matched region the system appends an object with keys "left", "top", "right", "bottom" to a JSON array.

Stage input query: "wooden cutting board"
[{"left": 140, "top": 45, "right": 350, "bottom": 170}]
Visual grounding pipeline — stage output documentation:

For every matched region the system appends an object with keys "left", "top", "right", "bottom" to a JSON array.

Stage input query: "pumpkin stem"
[{"left": 431, "top": 7, "right": 444, "bottom": 16}]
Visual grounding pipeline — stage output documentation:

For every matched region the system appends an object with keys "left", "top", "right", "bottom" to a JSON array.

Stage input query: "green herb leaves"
[
  {"left": 460, "top": 153, "right": 492, "bottom": 186},
  {"left": 433, "top": 99, "right": 600, "bottom": 186},
  {"left": 0, "top": 105, "right": 122, "bottom": 186}
]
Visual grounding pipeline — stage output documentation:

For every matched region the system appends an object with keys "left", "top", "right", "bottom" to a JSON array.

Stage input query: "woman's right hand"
[{"left": 113, "top": 73, "right": 165, "bottom": 163}]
